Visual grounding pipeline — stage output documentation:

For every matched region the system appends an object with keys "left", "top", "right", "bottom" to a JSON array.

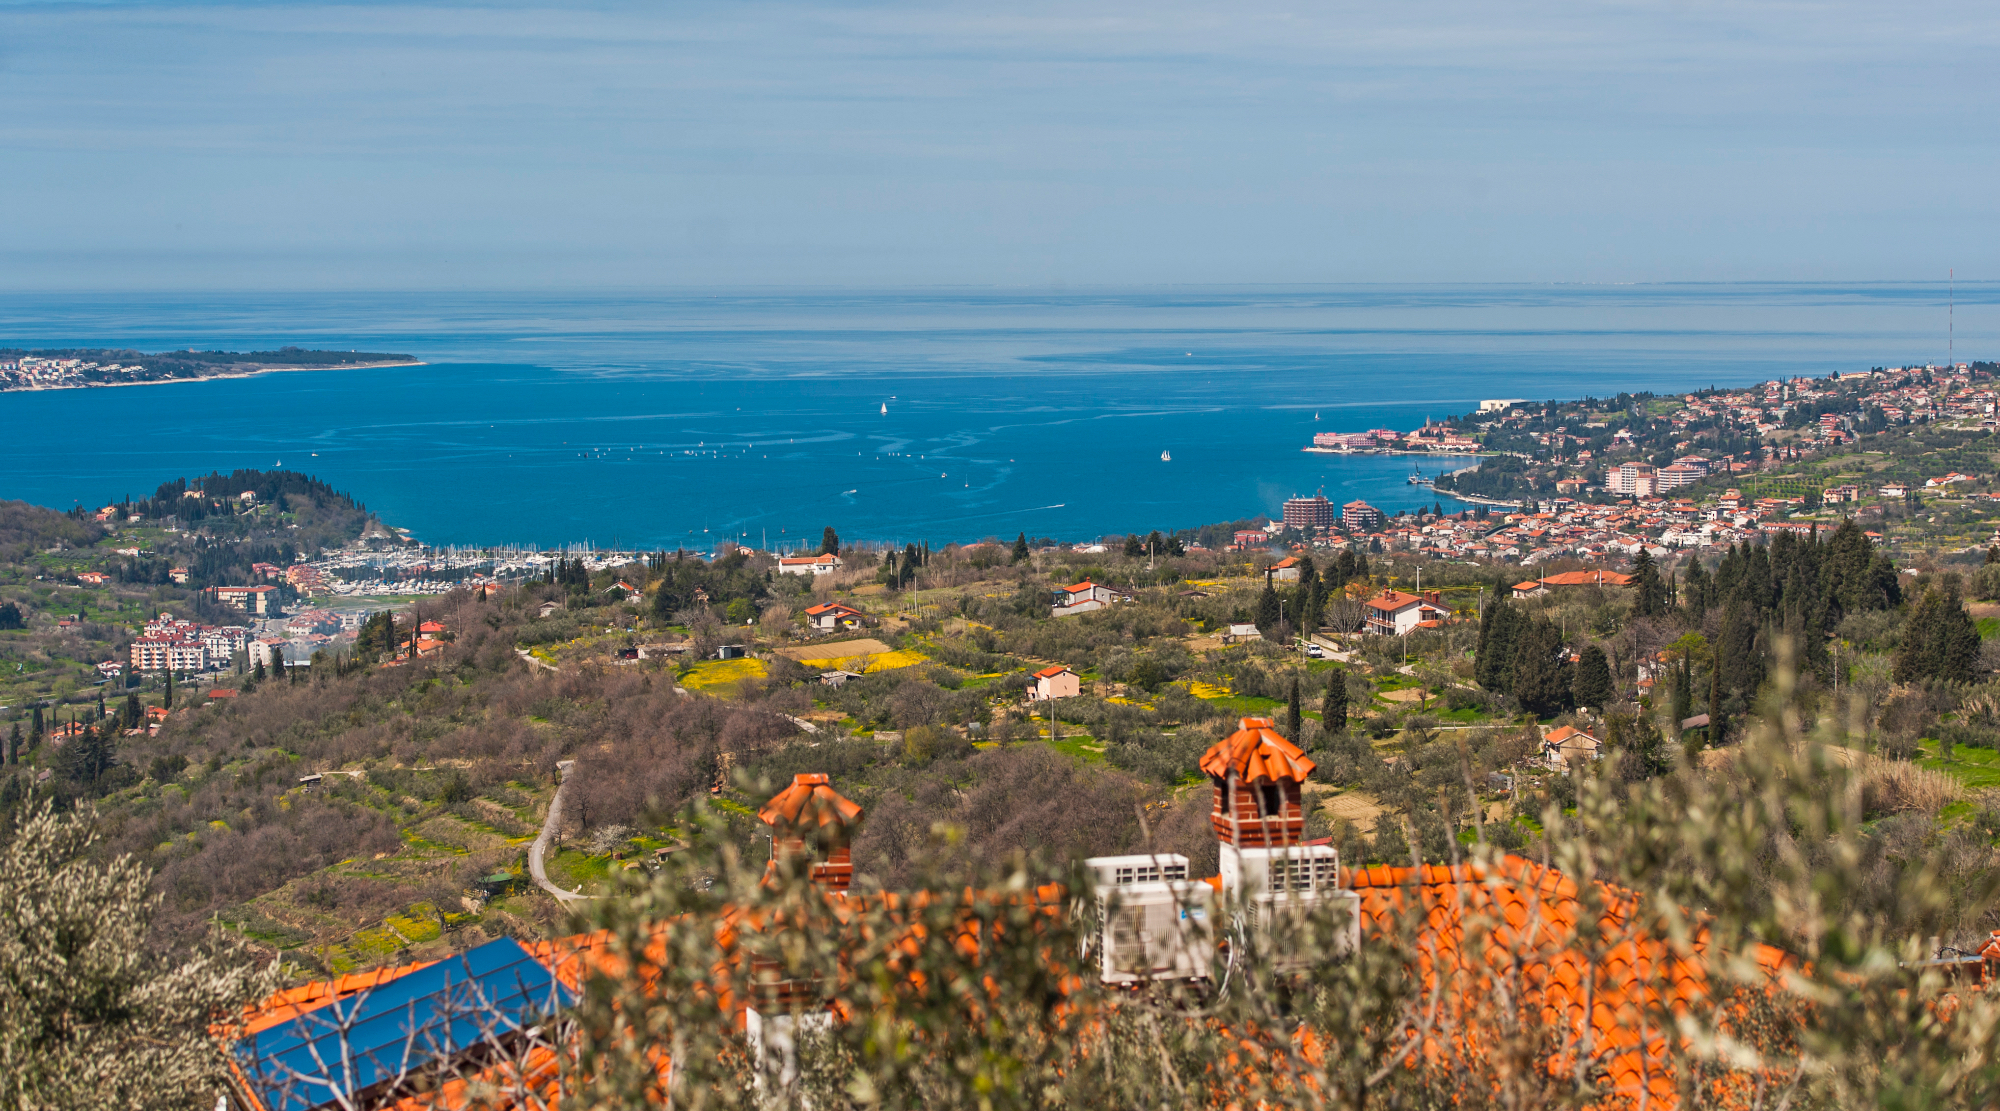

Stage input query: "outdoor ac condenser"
[
  {"left": 1221, "top": 844, "right": 1361, "bottom": 961},
  {"left": 1084, "top": 854, "right": 1213, "bottom": 984}
]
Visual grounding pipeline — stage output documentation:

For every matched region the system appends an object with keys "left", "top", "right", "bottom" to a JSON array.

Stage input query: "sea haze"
[{"left": 0, "top": 284, "right": 1988, "bottom": 548}]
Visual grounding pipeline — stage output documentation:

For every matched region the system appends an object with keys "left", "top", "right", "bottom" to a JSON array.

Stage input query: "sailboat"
[
  {"left": 880, "top": 402, "right": 887, "bottom": 415},
  {"left": 1160, "top": 450, "right": 1172, "bottom": 462}
]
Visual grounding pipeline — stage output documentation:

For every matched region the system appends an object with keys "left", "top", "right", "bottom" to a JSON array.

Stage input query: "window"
[{"left": 1257, "top": 784, "right": 1283, "bottom": 818}]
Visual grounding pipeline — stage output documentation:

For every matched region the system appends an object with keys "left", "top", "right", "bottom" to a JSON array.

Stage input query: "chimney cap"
[
  {"left": 758, "top": 772, "right": 863, "bottom": 832},
  {"left": 1199, "top": 717, "right": 1315, "bottom": 783}
]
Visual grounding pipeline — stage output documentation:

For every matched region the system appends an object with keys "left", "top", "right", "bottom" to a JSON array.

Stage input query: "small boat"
[
  {"left": 880, "top": 402, "right": 888, "bottom": 415},
  {"left": 1161, "top": 450, "right": 1172, "bottom": 462}
]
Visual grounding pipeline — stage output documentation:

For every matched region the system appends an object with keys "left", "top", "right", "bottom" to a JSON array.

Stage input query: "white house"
[
  {"left": 803, "top": 601, "right": 865, "bottom": 633},
  {"left": 1362, "top": 589, "right": 1450, "bottom": 636},
  {"left": 1052, "top": 581, "right": 1124, "bottom": 617},
  {"left": 778, "top": 554, "right": 845, "bottom": 577},
  {"left": 1029, "top": 665, "right": 1081, "bottom": 701},
  {"left": 1542, "top": 725, "right": 1603, "bottom": 771},
  {"left": 1266, "top": 557, "right": 1302, "bottom": 582},
  {"left": 1222, "top": 623, "right": 1262, "bottom": 643}
]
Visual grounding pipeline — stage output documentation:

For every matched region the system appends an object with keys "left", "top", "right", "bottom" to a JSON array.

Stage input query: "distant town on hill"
[{"left": 0, "top": 345, "right": 418, "bottom": 390}]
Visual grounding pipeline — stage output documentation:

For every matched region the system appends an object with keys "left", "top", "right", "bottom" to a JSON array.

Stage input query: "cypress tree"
[
  {"left": 1717, "top": 600, "right": 1760, "bottom": 714},
  {"left": 1322, "top": 670, "right": 1348, "bottom": 731},
  {"left": 1632, "top": 548, "right": 1665, "bottom": 617},
  {"left": 820, "top": 527, "right": 840, "bottom": 556},
  {"left": 163, "top": 671, "right": 174, "bottom": 710},
  {"left": 1683, "top": 557, "right": 1711, "bottom": 619},
  {"left": 32, "top": 705, "right": 44, "bottom": 741},
  {"left": 1255, "top": 580, "right": 1282, "bottom": 634},
  {"left": 5, "top": 721, "right": 17, "bottom": 764},
  {"left": 1572, "top": 644, "right": 1612, "bottom": 710},
  {"left": 1671, "top": 654, "right": 1694, "bottom": 727},
  {"left": 1511, "top": 617, "right": 1572, "bottom": 719},
  {"left": 1940, "top": 580, "right": 1981, "bottom": 684},
  {"left": 1478, "top": 600, "right": 1527, "bottom": 694},
  {"left": 1011, "top": 532, "right": 1030, "bottom": 564},
  {"left": 1709, "top": 661, "right": 1724, "bottom": 745},
  {"left": 1285, "top": 673, "right": 1302, "bottom": 741}
]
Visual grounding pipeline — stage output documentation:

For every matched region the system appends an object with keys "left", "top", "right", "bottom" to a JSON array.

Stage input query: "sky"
[{"left": 1, "top": 0, "right": 1996, "bottom": 289}]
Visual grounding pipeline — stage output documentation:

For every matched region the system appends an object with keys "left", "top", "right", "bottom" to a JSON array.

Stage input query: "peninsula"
[{"left": 0, "top": 345, "right": 420, "bottom": 391}]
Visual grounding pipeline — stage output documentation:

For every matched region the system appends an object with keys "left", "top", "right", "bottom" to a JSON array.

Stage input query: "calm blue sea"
[{"left": 0, "top": 284, "right": 1991, "bottom": 548}]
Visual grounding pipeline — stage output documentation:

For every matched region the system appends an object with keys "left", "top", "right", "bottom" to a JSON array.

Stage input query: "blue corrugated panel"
[{"left": 237, "top": 937, "right": 573, "bottom": 1111}]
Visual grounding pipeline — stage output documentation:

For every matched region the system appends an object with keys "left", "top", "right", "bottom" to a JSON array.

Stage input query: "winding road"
[{"left": 528, "top": 759, "right": 594, "bottom": 904}]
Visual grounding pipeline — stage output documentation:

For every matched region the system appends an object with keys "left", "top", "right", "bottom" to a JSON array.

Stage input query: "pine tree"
[
  {"left": 1123, "top": 534, "right": 1144, "bottom": 558},
  {"left": 1572, "top": 645, "right": 1612, "bottom": 710},
  {"left": 1011, "top": 532, "right": 1030, "bottom": 564},
  {"left": 1322, "top": 670, "right": 1348, "bottom": 731},
  {"left": 900, "top": 544, "right": 919, "bottom": 589}
]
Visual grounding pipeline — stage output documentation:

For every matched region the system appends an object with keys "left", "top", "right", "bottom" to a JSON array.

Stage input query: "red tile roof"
[
  {"left": 1364, "top": 589, "right": 1421, "bottom": 612},
  {"left": 1032, "top": 665, "right": 1073, "bottom": 680}
]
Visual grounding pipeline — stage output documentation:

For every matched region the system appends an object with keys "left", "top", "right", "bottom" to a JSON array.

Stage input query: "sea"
[{"left": 0, "top": 283, "right": 1991, "bottom": 550}]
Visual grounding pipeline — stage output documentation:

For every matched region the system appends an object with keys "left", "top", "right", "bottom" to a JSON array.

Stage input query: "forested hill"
[{"left": 120, "top": 469, "right": 374, "bottom": 551}]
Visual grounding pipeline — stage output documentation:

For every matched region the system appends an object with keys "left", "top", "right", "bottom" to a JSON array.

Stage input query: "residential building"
[
  {"left": 1363, "top": 589, "right": 1449, "bottom": 636},
  {"left": 1266, "top": 557, "right": 1302, "bottom": 582},
  {"left": 1542, "top": 725, "right": 1603, "bottom": 771},
  {"left": 777, "top": 554, "right": 844, "bottom": 577},
  {"left": 803, "top": 601, "right": 865, "bottom": 633},
  {"left": 1608, "top": 462, "right": 1657, "bottom": 497},
  {"left": 214, "top": 584, "right": 279, "bottom": 616},
  {"left": 1342, "top": 500, "right": 1384, "bottom": 531},
  {"left": 1053, "top": 581, "right": 1123, "bottom": 617},
  {"left": 1029, "top": 665, "right": 1081, "bottom": 701},
  {"left": 1510, "top": 569, "right": 1634, "bottom": 598},
  {"left": 1281, "top": 494, "right": 1335, "bottom": 532},
  {"left": 249, "top": 638, "right": 288, "bottom": 669}
]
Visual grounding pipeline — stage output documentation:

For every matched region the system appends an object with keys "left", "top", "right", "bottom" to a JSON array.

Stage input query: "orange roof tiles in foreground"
[{"left": 1342, "top": 856, "right": 1792, "bottom": 1107}]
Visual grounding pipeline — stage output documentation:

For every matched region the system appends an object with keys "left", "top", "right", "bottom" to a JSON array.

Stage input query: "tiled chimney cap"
[
  {"left": 1199, "top": 717, "right": 1316, "bottom": 783},
  {"left": 758, "top": 772, "right": 864, "bottom": 832}
]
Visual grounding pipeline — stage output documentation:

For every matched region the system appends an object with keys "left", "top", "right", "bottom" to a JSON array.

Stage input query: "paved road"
[{"left": 528, "top": 759, "right": 593, "bottom": 905}]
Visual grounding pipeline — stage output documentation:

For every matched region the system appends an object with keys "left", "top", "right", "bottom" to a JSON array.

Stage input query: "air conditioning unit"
[
  {"left": 1221, "top": 844, "right": 1361, "bottom": 961},
  {"left": 1084, "top": 854, "right": 1212, "bottom": 984}
]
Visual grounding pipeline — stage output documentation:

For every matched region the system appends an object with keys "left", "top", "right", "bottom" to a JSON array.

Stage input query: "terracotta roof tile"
[{"left": 1198, "top": 717, "right": 1315, "bottom": 782}]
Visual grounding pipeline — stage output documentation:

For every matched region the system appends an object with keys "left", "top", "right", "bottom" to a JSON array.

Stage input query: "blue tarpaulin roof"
[{"left": 236, "top": 936, "right": 571, "bottom": 1111}]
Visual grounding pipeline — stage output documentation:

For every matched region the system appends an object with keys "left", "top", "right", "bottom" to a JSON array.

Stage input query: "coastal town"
[{"left": 0, "top": 346, "right": 417, "bottom": 390}]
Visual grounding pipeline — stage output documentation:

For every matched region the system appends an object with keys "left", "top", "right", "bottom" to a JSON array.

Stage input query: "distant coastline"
[
  {"left": 2, "top": 359, "right": 427, "bottom": 393},
  {"left": 0, "top": 347, "right": 423, "bottom": 393}
]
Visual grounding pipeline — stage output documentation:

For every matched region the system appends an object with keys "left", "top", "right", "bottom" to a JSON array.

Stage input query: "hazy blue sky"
[{"left": 1, "top": 1, "right": 1995, "bottom": 288}]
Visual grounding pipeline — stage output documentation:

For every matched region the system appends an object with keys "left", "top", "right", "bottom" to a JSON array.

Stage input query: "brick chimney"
[
  {"left": 1200, "top": 717, "right": 1316, "bottom": 849},
  {"left": 756, "top": 772, "right": 864, "bottom": 890}
]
